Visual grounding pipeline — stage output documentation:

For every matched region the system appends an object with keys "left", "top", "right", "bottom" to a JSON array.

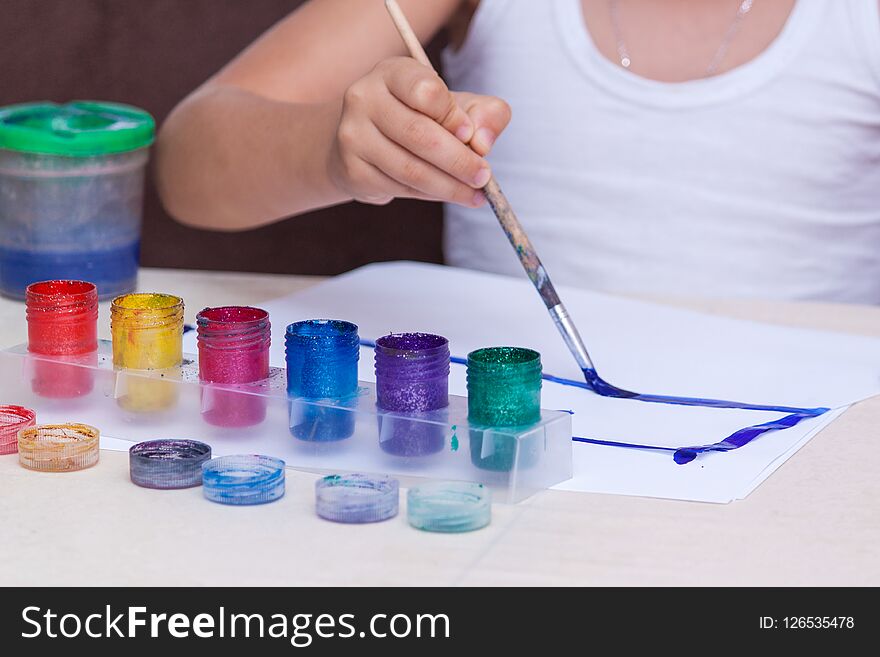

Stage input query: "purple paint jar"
[
  {"left": 197, "top": 306, "right": 271, "bottom": 427},
  {"left": 374, "top": 333, "right": 449, "bottom": 456}
]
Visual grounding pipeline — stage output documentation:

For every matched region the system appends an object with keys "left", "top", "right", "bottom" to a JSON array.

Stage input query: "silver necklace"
[{"left": 609, "top": 0, "right": 756, "bottom": 77}]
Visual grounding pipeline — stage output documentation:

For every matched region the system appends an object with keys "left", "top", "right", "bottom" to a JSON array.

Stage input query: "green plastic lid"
[{"left": 0, "top": 101, "right": 155, "bottom": 157}]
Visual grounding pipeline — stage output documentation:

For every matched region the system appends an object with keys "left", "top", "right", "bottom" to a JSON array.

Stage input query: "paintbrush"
[{"left": 384, "top": 0, "right": 599, "bottom": 380}]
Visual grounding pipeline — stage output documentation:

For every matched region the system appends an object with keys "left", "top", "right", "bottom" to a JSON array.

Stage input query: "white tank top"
[{"left": 442, "top": 0, "right": 880, "bottom": 302}]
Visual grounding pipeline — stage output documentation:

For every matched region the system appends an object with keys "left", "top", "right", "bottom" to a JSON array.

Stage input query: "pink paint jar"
[
  {"left": 25, "top": 280, "right": 98, "bottom": 398},
  {"left": 197, "top": 306, "right": 270, "bottom": 427}
]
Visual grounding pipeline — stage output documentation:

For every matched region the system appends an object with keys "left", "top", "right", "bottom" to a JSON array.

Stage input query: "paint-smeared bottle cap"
[
  {"left": 407, "top": 481, "right": 491, "bottom": 533},
  {"left": 0, "top": 405, "right": 36, "bottom": 455},
  {"left": 17, "top": 423, "right": 100, "bottom": 472},
  {"left": 202, "top": 454, "right": 285, "bottom": 505},
  {"left": 129, "top": 439, "right": 211, "bottom": 489},
  {"left": 315, "top": 473, "right": 399, "bottom": 524}
]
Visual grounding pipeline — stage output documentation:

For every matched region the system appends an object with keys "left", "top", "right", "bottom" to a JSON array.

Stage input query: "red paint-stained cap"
[{"left": 0, "top": 405, "right": 37, "bottom": 455}]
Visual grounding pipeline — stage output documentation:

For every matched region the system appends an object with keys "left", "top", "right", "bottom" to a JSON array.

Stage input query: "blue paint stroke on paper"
[
  {"left": 573, "top": 408, "right": 827, "bottom": 464},
  {"left": 359, "top": 339, "right": 832, "bottom": 464}
]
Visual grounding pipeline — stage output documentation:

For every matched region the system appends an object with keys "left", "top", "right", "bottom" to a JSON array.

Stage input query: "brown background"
[{"left": 0, "top": 0, "right": 445, "bottom": 274}]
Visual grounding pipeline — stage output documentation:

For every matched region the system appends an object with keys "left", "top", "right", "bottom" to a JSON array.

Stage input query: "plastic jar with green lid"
[{"left": 0, "top": 101, "right": 155, "bottom": 300}]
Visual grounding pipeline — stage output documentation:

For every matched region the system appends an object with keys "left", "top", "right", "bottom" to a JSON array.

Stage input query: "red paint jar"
[
  {"left": 25, "top": 280, "right": 98, "bottom": 398},
  {"left": 197, "top": 306, "right": 270, "bottom": 427}
]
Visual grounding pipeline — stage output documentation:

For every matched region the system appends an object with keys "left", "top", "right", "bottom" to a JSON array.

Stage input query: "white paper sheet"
[{"left": 183, "top": 262, "right": 880, "bottom": 503}]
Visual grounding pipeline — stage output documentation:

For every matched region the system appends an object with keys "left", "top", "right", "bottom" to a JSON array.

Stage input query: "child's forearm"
[{"left": 156, "top": 84, "right": 347, "bottom": 231}]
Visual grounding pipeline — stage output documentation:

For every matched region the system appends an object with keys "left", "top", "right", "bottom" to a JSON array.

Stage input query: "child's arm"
[{"left": 156, "top": 0, "right": 511, "bottom": 231}]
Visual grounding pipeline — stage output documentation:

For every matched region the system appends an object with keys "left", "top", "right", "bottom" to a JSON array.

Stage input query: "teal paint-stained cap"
[
  {"left": 407, "top": 481, "right": 491, "bottom": 533},
  {"left": 0, "top": 101, "right": 155, "bottom": 157}
]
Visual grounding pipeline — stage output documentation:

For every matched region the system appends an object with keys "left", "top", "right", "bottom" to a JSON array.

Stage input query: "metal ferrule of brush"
[{"left": 548, "top": 304, "right": 595, "bottom": 372}]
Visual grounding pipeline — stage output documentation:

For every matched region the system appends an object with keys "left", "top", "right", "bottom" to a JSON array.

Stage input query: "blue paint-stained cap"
[
  {"left": 202, "top": 454, "right": 285, "bottom": 506},
  {"left": 315, "top": 473, "right": 399, "bottom": 524},
  {"left": 407, "top": 481, "right": 491, "bottom": 533},
  {"left": 129, "top": 439, "right": 211, "bottom": 489}
]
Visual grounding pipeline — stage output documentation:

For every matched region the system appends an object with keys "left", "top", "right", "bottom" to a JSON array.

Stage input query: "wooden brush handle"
[
  {"left": 384, "top": 0, "right": 596, "bottom": 371},
  {"left": 384, "top": 0, "right": 561, "bottom": 309},
  {"left": 482, "top": 178, "right": 561, "bottom": 308}
]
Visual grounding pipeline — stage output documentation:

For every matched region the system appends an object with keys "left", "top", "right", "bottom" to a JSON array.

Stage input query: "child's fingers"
[
  {"left": 454, "top": 92, "right": 512, "bottom": 156},
  {"left": 334, "top": 134, "right": 432, "bottom": 206},
  {"left": 381, "top": 58, "right": 475, "bottom": 143},
  {"left": 332, "top": 58, "right": 499, "bottom": 207},
  {"left": 364, "top": 129, "right": 485, "bottom": 208},
  {"left": 354, "top": 161, "right": 425, "bottom": 206},
  {"left": 372, "top": 89, "right": 491, "bottom": 189}
]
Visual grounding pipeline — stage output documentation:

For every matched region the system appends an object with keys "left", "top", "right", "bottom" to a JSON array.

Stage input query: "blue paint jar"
[
  {"left": 0, "top": 101, "right": 155, "bottom": 300},
  {"left": 286, "top": 319, "right": 359, "bottom": 442}
]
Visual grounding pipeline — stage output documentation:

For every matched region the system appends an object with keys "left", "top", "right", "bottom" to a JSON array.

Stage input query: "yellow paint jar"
[{"left": 110, "top": 293, "right": 184, "bottom": 412}]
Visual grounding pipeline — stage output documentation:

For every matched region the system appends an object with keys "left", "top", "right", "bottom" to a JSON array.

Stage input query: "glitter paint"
[
  {"left": 0, "top": 405, "right": 36, "bottom": 455},
  {"left": 467, "top": 347, "right": 542, "bottom": 426},
  {"left": 197, "top": 306, "right": 270, "bottom": 428},
  {"left": 467, "top": 347, "right": 542, "bottom": 472},
  {"left": 375, "top": 333, "right": 450, "bottom": 411},
  {"left": 26, "top": 280, "right": 98, "bottom": 355},
  {"left": 375, "top": 333, "right": 449, "bottom": 457},
  {"left": 286, "top": 320, "right": 359, "bottom": 442},
  {"left": 17, "top": 422, "right": 100, "bottom": 472},
  {"left": 286, "top": 319, "right": 359, "bottom": 397},
  {"left": 111, "top": 293, "right": 183, "bottom": 368},
  {"left": 202, "top": 454, "right": 285, "bottom": 505},
  {"left": 129, "top": 439, "right": 211, "bottom": 489},
  {"left": 25, "top": 280, "right": 98, "bottom": 398},
  {"left": 110, "top": 293, "right": 183, "bottom": 412}
]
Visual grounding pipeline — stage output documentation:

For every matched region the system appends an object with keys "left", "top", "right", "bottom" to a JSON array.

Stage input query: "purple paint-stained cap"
[{"left": 315, "top": 473, "right": 399, "bottom": 524}]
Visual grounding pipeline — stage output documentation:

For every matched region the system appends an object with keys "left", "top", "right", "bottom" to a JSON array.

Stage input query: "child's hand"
[{"left": 328, "top": 56, "right": 511, "bottom": 207}]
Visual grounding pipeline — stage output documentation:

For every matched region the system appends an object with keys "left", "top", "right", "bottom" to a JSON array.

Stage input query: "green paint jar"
[
  {"left": 467, "top": 347, "right": 542, "bottom": 426},
  {"left": 467, "top": 347, "right": 542, "bottom": 471}
]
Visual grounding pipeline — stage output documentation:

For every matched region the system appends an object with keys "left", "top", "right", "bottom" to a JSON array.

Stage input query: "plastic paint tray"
[{"left": 0, "top": 341, "right": 572, "bottom": 503}]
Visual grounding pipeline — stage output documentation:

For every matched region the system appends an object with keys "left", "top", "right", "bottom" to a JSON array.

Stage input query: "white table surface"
[{"left": 1, "top": 267, "right": 878, "bottom": 586}]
